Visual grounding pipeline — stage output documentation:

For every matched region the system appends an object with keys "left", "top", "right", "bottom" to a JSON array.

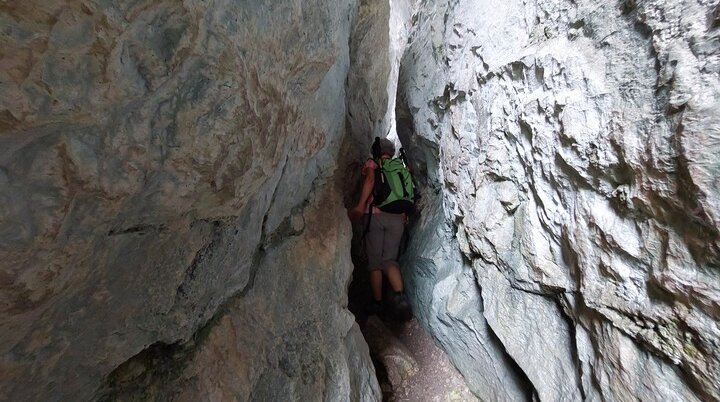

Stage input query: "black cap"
[{"left": 379, "top": 138, "right": 395, "bottom": 155}]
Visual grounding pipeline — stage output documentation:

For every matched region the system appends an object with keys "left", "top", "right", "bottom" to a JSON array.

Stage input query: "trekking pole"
[
  {"left": 399, "top": 148, "right": 410, "bottom": 169},
  {"left": 400, "top": 148, "right": 420, "bottom": 201},
  {"left": 365, "top": 137, "right": 382, "bottom": 235}
]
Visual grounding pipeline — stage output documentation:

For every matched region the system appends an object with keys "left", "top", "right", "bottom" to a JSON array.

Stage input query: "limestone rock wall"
[
  {"left": 398, "top": 0, "right": 720, "bottom": 400},
  {"left": 346, "top": 0, "right": 392, "bottom": 157},
  {"left": 0, "top": 1, "right": 380, "bottom": 401},
  {"left": 4, "top": 0, "right": 719, "bottom": 400}
]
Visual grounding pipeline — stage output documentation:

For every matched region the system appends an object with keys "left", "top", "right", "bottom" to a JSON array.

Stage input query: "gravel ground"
[
  {"left": 375, "top": 318, "right": 480, "bottom": 402},
  {"left": 347, "top": 233, "right": 477, "bottom": 401}
]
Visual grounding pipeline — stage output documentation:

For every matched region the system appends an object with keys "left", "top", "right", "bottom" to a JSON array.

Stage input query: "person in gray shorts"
[{"left": 349, "top": 138, "right": 410, "bottom": 316}]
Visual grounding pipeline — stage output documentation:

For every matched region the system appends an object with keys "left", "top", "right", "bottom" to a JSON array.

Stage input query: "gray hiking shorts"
[{"left": 365, "top": 212, "right": 405, "bottom": 271}]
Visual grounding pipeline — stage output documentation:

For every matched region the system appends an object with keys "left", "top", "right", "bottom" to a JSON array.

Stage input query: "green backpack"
[{"left": 373, "top": 157, "right": 415, "bottom": 214}]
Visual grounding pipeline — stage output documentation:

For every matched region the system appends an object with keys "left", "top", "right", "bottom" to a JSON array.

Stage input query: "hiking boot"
[
  {"left": 366, "top": 300, "right": 384, "bottom": 316},
  {"left": 392, "top": 292, "right": 412, "bottom": 321},
  {"left": 393, "top": 292, "right": 409, "bottom": 309}
]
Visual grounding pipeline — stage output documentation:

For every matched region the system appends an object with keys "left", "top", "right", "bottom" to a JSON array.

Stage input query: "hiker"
[{"left": 349, "top": 137, "right": 414, "bottom": 317}]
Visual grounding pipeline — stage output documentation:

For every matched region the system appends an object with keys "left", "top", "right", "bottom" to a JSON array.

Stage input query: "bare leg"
[
  {"left": 383, "top": 261, "right": 404, "bottom": 293},
  {"left": 370, "top": 270, "right": 383, "bottom": 301}
]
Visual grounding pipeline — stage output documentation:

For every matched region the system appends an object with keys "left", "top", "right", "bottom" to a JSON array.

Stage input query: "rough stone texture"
[
  {"left": 100, "top": 192, "right": 378, "bottom": 402},
  {"left": 4, "top": 0, "right": 719, "bottom": 400},
  {"left": 363, "top": 316, "right": 419, "bottom": 390},
  {"left": 0, "top": 1, "right": 380, "bottom": 401},
  {"left": 403, "top": 195, "right": 532, "bottom": 401},
  {"left": 344, "top": 0, "right": 414, "bottom": 155},
  {"left": 383, "top": 318, "right": 480, "bottom": 402},
  {"left": 345, "top": 0, "right": 393, "bottom": 157},
  {"left": 398, "top": 0, "right": 720, "bottom": 401}
]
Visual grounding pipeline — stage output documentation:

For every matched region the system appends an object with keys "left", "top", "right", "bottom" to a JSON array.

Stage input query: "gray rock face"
[
  {"left": 3, "top": 0, "right": 718, "bottom": 401},
  {"left": 0, "top": 1, "right": 379, "bottom": 401},
  {"left": 398, "top": 0, "right": 719, "bottom": 401},
  {"left": 346, "top": 0, "right": 392, "bottom": 155},
  {"left": 101, "top": 195, "right": 378, "bottom": 401},
  {"left": 363, "top": 316, "right": 419, "bottom": 390}
]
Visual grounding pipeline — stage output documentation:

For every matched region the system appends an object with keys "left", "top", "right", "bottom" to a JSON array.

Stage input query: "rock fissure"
[
  {"left": 2, "top": 0, "right": 719, "bottom": 400},
  {"left": 472, "top": 271, "right": 538, "bottom": 401},
  {"left": 175, "top": 220, "right": 224, "bottom": 298}
]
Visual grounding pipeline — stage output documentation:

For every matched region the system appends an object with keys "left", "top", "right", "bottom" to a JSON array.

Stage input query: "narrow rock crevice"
[
  {"left": 1, "top": 0, "right": 719, "bottom": 401},
  {"left": 473, "top": 273, "right": 537, "bottom": 402}
]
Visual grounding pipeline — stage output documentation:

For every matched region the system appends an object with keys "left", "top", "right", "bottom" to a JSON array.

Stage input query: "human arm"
[{"left": 348, "top": 163, "right": 375, "bottom": 222}]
